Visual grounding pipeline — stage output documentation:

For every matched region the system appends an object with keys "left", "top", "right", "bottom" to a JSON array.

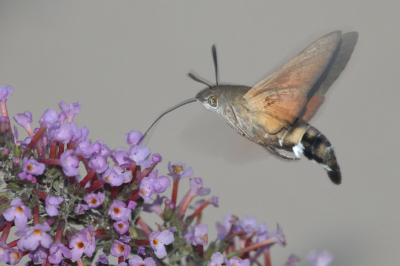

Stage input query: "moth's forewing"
[
  {"left": 243, "top": 31, "right": 342, "bottom": 132},
  {"left": 309, "top": 32, "right": 359, "bottom": 98},
  {"left": 250, "top": 88, "right": 306, "bottom": 133}
]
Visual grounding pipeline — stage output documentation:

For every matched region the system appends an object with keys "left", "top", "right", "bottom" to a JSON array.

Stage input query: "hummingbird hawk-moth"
[{"left": 144, "top": 31, "right": 358, "bottom": 184}]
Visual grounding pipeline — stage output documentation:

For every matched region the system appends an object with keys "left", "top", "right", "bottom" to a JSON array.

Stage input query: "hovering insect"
[{"left": 143, "top": 31, "right": 358, "bottom": 184}]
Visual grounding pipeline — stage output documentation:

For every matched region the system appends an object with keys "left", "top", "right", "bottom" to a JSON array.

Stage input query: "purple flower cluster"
[{"left": 0, "top": 85, "right": 335, "bottom": 266}]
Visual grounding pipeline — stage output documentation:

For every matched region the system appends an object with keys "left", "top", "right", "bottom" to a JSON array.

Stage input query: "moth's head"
[{"left": 195, "top": 86, "right": 220, "bottom": 112}]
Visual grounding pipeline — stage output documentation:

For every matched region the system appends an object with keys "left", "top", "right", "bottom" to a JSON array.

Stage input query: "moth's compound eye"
[{"left": 207, "top": 96, "right": 217, "bottom": 108}]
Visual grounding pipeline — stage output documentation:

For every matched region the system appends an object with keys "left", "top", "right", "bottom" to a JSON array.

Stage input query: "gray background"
[{"left": 1, "top": 1, "right": 399, "bottom": 265}]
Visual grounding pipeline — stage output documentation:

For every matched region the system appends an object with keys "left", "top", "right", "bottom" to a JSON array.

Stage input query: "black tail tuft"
[{"left": 301, "top": 126, "right": 341, "bottom": 184}]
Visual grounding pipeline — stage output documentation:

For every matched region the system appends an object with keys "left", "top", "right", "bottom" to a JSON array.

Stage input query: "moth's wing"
[
  {"left": 251, "top": 88, "right": 307, "bottom": 133},
  {"left": 301, "top": 32, "right": 359, "bottom": 122},
  {"left": 243, "top": 31, "right": 342, "bottom": 132},
  {"left": 301, "top": 95, "right": 325, "bottom": 122}
]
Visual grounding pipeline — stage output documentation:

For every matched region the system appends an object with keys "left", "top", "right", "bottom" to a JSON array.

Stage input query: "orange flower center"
[
  {"left": 105, "top": 176, "right": 110, "bottom": 181},
  {"left": 153, "top": 239, "right": 159, "bottom": 245},
  {"left": 118, "top": 223, "right": 124, "bottom": 229},
  {"left": 77, "top": 242, "right": 85, "bottom": 249},
  {"left": 114, "top": 207, "right": 120, "bottom": 214},
  {"left": 172, "top": 165, "right": 183, "bottom": 174},
  {"left": 33, "top": 229, "right": 41, "bottom": 236},
  {"left": 27, "top": 164, "right": 33, "bottom": 171},
  {"left": 91, "top": 198, "right": 98, "bottom": 204},
  {"left": 118, "top": 244, "right": 125, "bottom": 252},
  {"left": 13, "top": 252, "right": 20, "bottom": 259},
  {"left": 141, "top": 189, "right": 146, "bottom": 195},
  {"left": 16, "top": 206, "right": 23, "bottom": 213}
]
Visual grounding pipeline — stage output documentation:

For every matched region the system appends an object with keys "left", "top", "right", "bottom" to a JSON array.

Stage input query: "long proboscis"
[{"left": 140, "top": 98, "right": 198, "bottom": 142}]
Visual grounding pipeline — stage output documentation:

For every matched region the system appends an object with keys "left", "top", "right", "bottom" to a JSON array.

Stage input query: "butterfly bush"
[{"left": 0, "top": 85, "right": 333, "bottom": 266}]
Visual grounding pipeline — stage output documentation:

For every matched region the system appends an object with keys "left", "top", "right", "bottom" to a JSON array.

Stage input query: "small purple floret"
[
  {"left": 45, "top": 196, "right": 64, "bottom": 216},
  {"left": 108, "top": 200, "right": 131, "bottom": 221},
  {"left": 3, "top": 198, "right": 32, "bottom": 229},
  {"left": 60, "top": 150, "right": 80, "bottom": 177},
  {"left": 110, "top": 240, "right": 131, "bottom": 258},
  {"left": 39, "top": 109, "right": 58, "bottom": 128},
  {"left": 0, "top": 85, "right": 13, "bottom": 102},
  {"left": 59, "top": 101, "right": 81, "bottom": 122},
  {"left": 125, "top": 130, "right": 143, "bottom": 146}
]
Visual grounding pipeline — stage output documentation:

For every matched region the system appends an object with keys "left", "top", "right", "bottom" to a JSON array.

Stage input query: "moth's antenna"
[
  {"left": 212, "top": 44, "right": 219, "bottom": 85},
  {"left": 188, "top": 73, "right": 212, "bottom": 89},
  {"left": 140, "top": 98, "right": 197, "bottom": 143}
]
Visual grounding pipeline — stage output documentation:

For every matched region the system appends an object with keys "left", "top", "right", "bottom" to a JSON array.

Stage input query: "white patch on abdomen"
[{"left": 292, "top": 142, "right": 304, "bottom": 158}]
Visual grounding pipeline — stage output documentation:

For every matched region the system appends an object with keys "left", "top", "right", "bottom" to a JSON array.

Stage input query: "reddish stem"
[
  {"left": 38, "top": 191, "right": 47, "bottom": 200},
  {"left": 50, "top": 141, "right": 57, "bottom": 159},
  {"left": 111, "top": 186, "right": 118, "bottom": 199},
  {"left": 237, "top": 238, "right": 277, "bottom": 256},
  {"left": 57, "top": 143, "right": 65, "bottom": 158},
  {"left": 241, "top": 238, "right": 252, "bottom": 259},
  {"left": 0, "top": 221, "right": 12, "bottom": 242},
  {"left": 127, "top": 163, "right": 137, "bottom": 185},
  {"left": 77, "top": 259, "right": 84, "bottom": 266},
  {"left": 264, "top": 250, "right": 272, "bottom": 266},
  {"left": 197, "top": 245, "right": 204, "bottom": 258},
  {"left": 190, "top": 200, "right": 210, "bottom": 219},
  {"left": 67, "top": 141, "right": 76, "bottom": 150},
  {"left": 137, "top": 162, "right": 158, "bottom": 183},
  {"left": 7, "top": 239, "right": 18, "bottom": 248},
  {"left": 80, "top": 169, "right": 96, "bottom": 188},
  {"left": 28, "top": 126, "right": 47, "bottom": 149},
  {"left": 33, "top": 205, "right": 40, "bottom": 225},
  {"left": 134, "top": 239, "right": 150, "bottom": 245},
  {"left": 81, "top": 158, "right": 91, "bottom": 173},
  {"left": 22, "top": 251, "right": 30, "bottom": 257},
  {"left": 93, "top": 229, "right": 106, "bottom": 236},
  {"left": 87, "top": 179, "right": 106, "bottom": 193},
  {"left": 171, "top": 179, "right": 180, "bottom": 206},
  {"left": 47, "top": 217, "right": 58, "bottom": 226},
  {"left": 119, "top": 257, "right": 124, "bottom": 263},
  {"left": 45, "top": 258, "right": 51, "bottom": 266},
  {"left": 136, "top": 217, "right": 152, "bottom": 236},
  {"left": 126, "top": 190, "right": 140, "bottom": 204},
  {"left": 178, "top": 194, "right": 195, "bottom": 218},
  {"left": 38, "top": 158, "right": 61, "bottom": 166}
]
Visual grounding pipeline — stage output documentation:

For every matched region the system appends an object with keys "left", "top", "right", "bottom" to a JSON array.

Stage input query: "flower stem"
[
  {"left": 171, "top": 179, "right": 180, "bottom": 206},
  {"left": 189, "top": 200, "right": 210, "bottom": 219},
  {"left": 119, "top": 257, "right": 124, "bottom": 263},
  {"left": 38, "top": 191, "right": 47, "bottom": 200},
  {"left": 87, "top": 179, "right": 106, "bottom": 193},
  {"left": 134, "top": 239, "right": 150, "bottom": 245},
  {"left": 33, "top": 205, "right": 40, "bottom": 225},
  {"left": 227, "top": 238, "right": 277, "bottom": 258},
  {"left": 28, "top": 126, "right": 46, "bottom": 149},
  {"left": 38, "top": 158, "right": 61, "bottom": 165},
  {"left": 80, "top": 169, "right": 96, "bottom": 188},
  {"left": 125, "top": 189, "right": 140, "bottom": 205},
  {"left": 264, "top": 250, "right": 272, "bottom": 266},
  {"left": 7, "top": 239, "right": 18, "bottom": 248},
  {"left": 93, "top": 229, "right": 106, "bottom": 236},
  {"left": 197, "top": 245, "right": 204, "bottom": 258},
  {"left": 77, "top": 259, "right": 84, "bottom": 266},
  {"left": 136, "top": 217, "right": 152, "bottom": 236},
  {"left": 57, "top": 143, "right": 65, "bottom": 158},
  {"left": 49, "top": 141, "right": 57, "bottom": 158},
  {"left": 0, "top": 221, "right": 12, "bottom": 242},
  {"left": 111, "top": 186, "right": 118, "bottom": 199}
]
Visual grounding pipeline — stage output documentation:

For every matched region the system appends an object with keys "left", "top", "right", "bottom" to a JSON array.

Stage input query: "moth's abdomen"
[{"left": 301, "top": 126, "right": 341, "bottom": 184}]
